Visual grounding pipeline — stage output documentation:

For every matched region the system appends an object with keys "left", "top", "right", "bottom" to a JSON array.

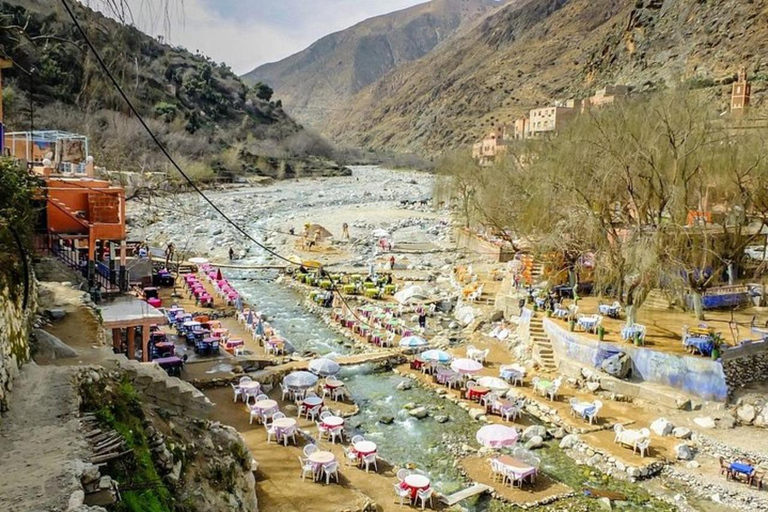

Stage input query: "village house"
[
  {"left": 527, "top": 100, "right": 580, "bottom": 137},
  {"left": 731, "top": 67, "right": 751, "bottom": 114},
  {"left": 582, "top": 85, "right": 630, "bottom": 111},
  {"left": 472, "top": 124, "right": 511, "bottom": 166}
]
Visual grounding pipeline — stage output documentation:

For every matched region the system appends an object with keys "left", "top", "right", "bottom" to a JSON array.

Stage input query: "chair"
[
  {"left": 416, "top": 487, "right": 434, "bottom": 510},
  {"left": 481, "top": 392, "right": 498, "bottom": 410},
  {"left": 547, "top": 377, "right": 562, "bottom": 401},
  {"left": 303, "top": 444, "right": 318, "bottom": 457},
  {"left": 244, "top": 387, "right": 261, "bottom": 406},
  {"left": 397, "top": 468, "right": 410, "bottom": 482},
  {"left": 273, "top": 412, "right": 286, "bottom": 420},
  {"left": 248, "top": 405, "right": 261, "bottom": 425},
  {"left": 472, "top": 348, "right": 490, "bottom": 364},
  {"left": 299, "top": 456, "right": 315, "bottom": 481},
  {"left": 362, "top": 453, "right": 378, "bottom": 473},
  {"left": 265, "top": 418, "right": 277, "bottom": 444},
  {"left": 319, "top": 410, "right": 332, "bottom": 420},
  {"left": 343, "top": 446, "right": 358, "bottom": 467},
  {"left": 239, "top": 376, "right": 252, "bottom": 385},
  {"left": 316, "top": 421, "right": 329, "bottom": 440},
  {"left": 500, "top": 403, "right": 520, "bottom": 422},
  {"left": 466, "top": 345, "right": 478, "bottom": 358},
  {"left": 255, "top": 393, "right": 268, "bottom": 402},
  {"left": 393, "top": 483, "right": 412, "bottom": 506},
  {"left": 635, "top": 437, "right": 650, "bottom": 457},
  {"left": 585, "top": 400, "right": 602, "bottom": 425},
  {"left": 490, "top": 459, "right": 506, "bottom": 484},
  {"left": 306, "top": 390, "right": 318, "bottom": 398},
  {"left": 281, "top": 425, "right": 297, "bottom": 446},
  {"left": 231, "top": 382, "right": 244, "bottom": 403},
  {"left": 351, "top": 435, "right": 364, "bottom": 444},
  {"left": 719, "top": 457, "right": 732, "bottom": 478},
  {"left": 305, "top": 404, "right": 322, "bottom": 421},
  {"left": 322, "top": 461, "right": 339, "bottom": 485},
  {"left": 613, "top": 424, "right": 625, "bottom": 443},
  {"left": 569, "top": 398, "right": 580, "bottom": 417},
  {"left": 332, "top": 386, "right": 347, "bottom": 402},
  {"left": 328, "top": 425, "right": 344, "bottom": 444}
]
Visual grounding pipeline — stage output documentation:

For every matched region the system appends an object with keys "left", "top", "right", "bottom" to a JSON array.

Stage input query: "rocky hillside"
[
  {"left": 0, "top": 0, "right": 346, "bottom": 180},
  {"left": 243, "top": 0, "right": 507, "bottom": 128},
  {"left": 322, "top": 0, "right": 768, "bottom": 153}
]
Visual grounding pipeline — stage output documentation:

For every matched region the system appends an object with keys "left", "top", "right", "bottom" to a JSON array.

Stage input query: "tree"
[{"left": 254, "top": 82, "right": 273, "bottom": 102}]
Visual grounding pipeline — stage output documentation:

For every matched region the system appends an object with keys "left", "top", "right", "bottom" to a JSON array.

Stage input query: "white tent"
[{"left": 394, "top": 285, "right": 428, "bottom": 304}]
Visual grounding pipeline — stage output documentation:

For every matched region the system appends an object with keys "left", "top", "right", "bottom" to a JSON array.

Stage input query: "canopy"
[
  {"left": 283, "top": 371, "right": 319, "bottom": 389},
  {"left": 308, "top": 357, "right": 341, "bottom": 376},
  {"left": 421, "top": 349, "right": 452, "bottom": 363},
  {"left": 189, "top": 257, "right": 209, "bottom": 264},
  {"left": 399, "top": 336, "right": 428, "bottom": 348},
  {"left": 394, "top": 285, "right": 428, "bottom": 305},
  {"left": 450, "top": 358, "right": 483, "bottom": 375},
  {"left": 477, "top": 376, "right": 510, "bottom": 392},
  {"left": 246, "top": 310, "right": 254, "bottom": 325},
  {"left": 476, "top": 425, "right": 518, "bottom": 448},
  {"left": 307, "top": 224, "right": 333, "bottom": 239}
]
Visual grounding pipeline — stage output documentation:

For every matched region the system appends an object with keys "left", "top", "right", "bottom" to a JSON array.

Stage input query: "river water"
[{"left": 228, "top": 271, "right": 678, "bottom": 511}]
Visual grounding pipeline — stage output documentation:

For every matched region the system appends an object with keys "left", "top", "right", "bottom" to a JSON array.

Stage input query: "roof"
[{"left": 100, "top": 297, "right": 167, "bottom": 328}]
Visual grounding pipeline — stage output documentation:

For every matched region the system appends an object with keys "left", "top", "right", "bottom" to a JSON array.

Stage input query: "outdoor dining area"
[
  {"left": 295, "top": 269, "right": 398, "bottom": 299},
  {"left": 613, "top": 424, "right": 651, "bottom": 457},
  {"left": 720, "top": 456, "right": 765, "bottom": 489},
  {"left": 478, "top": 426, "right": 541, "bottom": 489},
  {"left": 682, "top": 324, "right": 720, "bottom": 357}
]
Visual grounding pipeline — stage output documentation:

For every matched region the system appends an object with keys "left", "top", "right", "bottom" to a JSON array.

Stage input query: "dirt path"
[{"left": 0, "top": 363, "right": 87, "bottom": 511}]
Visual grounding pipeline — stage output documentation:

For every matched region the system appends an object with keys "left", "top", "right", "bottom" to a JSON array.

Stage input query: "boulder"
[
  {"left": 34, "top": 329, "right": 78, "bottom": 359},
  {"left": 408, "top": 407, "right": 428, "bottom": 419},
  {"left": 469, "top": 408, "right": 486, "bottom": 420},
  {"left": 434, "top": 415, "right": 449, "bottom": 424},
  {"left": 524, "top": 436, "right": 544, "bottom": 450},
  {"left": 755, "top": 412, "right": 768, "bottom": 428},
  {"left": 716, "top": 414, "right": 736, "bottom": 429},
  {"left": 693, "top": 417, "right": 716, "bottom": 429},
  {"left": 672, "top": 427, "right": 692, "bottom": 440},
  {"left": 601, "top": 352, "right": 631, "bottom": 379},
  {"left": 378, "top": 416, "right": 394, "bottom": 425},
  {"left": 46, "top": 308, "right": 67, "bottom": 320},
  {"left": 396, "top": 379, "right": 412, "bottom": 391},
  {"left": 521, "top": 425, "right": 547, "bottom": 442},
  {"left": 675, "top": 444, "right": 694, "bottom": 461},
  {"left": 559, "top": 434, "right": 579, "bottom": 449},
  {"left": 736, "top": 404, "right": 756, "bottom": 425},
  {"left": 586, "top": 381, "right": 601, "bottom": 392},
  {"left": 650, "top": 418, "right": 674, "bottom": 436}
]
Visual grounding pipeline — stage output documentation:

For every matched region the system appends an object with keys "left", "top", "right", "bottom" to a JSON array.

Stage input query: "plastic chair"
[
  {"left": 332, "top": 386, "right": 347, "bottom": 402},
  {"left": 635, "top": 437, "right": 650, "bottom": 457},
  {"left": 239, "top": 376, "right": 253, "bottom": 385},
  {"left": 273, "top": 412, "right": 286, "bottom": 420},
  {"left": 397, "top": 468, "right": 410, "bottom": 482},
  {"left": 303, "top": 444, "right": 318, "bottom": 457},
  {"left": 316, "top": 421, "right": 329, "bottom": 440},
  {"left": 328, "top": 425, "right": 345, "bottom": 444},
  {"left": 231, "top": 383, "right": 244, "bottom": 403},
  {"left": 416, "top": 487, "right": 433, "bottom": 510},
  {"left": 362, "top": 453, "right": 378, "bottom": 473},
  {"left": 265, "top": 418, "right": 277, "bottom": 444},
  {"left": 282, "top": 426, "right": 297, "bottom": 446},
  {"left": 342, "top": 446, "right": 358, "bottom": 467},
  {"left": 323, "top": 461, "right": 339, "bottom": 485},
  {"left": 586, "top": 400, "right": 602, "bottom": 424},
  {"left": 351, "top": 435, "right": 364, "bottom": 444},
  {"left": 319, "top": 410, "right": 332, "bottom": 420},
  {"left": 255, "top": 393, "right": 268, "bottom": 402},
  {"left": 393, "top": 483, "right": 412, "bottom": 506},
  {"left": 298, "top": 456, "right": 315, "bottom": 481}
]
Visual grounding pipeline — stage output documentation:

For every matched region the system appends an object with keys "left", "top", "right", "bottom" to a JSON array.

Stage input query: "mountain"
[
  {"left": 243, "top": 0, "right": 506, "bottom": 128},
  {"left": 0, "top": 0, "right": 347, "bottom": 181},
  {"left": 322, "top": 0, "right": 768, "bottom": 153}
]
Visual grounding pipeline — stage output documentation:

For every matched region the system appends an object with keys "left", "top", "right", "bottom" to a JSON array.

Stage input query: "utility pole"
[{"left": 0, "top": 59, "right": 12, "bottom": 154}]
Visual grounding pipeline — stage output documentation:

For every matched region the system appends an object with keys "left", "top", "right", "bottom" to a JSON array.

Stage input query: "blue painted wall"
[{"left": 543, "top": 319, "right": 728, "bottom": 401}]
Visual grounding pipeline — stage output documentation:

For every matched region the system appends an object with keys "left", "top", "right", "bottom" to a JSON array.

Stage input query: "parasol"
[
  {"left": 283, "top": 371, "right": 319, "bottom": 389},
  {"left": 477, "top": 376, "right": 511, "bottom": 392},
  {"left": 421, "top": 349, "right": 452, "bottom": 363},
  {"left": 308, "top": 357, "right": 341, "bottom": 376},
  {"left": 450, "top": 358, "right": 483, "bottom": 375},
  {"left": 399, "top": 336, "right": 428, "bottom": 348},
  {"left": 476, "top": 424, "right": 519, "bottom": 448}
]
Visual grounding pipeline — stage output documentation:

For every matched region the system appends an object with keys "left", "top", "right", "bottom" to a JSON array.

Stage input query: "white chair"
[
  {"left": 273, "top": 411, "right": 286, "bottom": 420},
  {"left": 342, "top": 446, "right": 358, "bottom": 467},
  {"left": 265, "top": 418, "right": 277, "bottom": 444},
  {"left": 298, "top": 456, "right": 315, "bottom": 481},
  {"left": 281, "top": 425, "right": 297, "bottom": 446},
  {"left": 322, "top": 461, "right": 339, "bottom": 485},
  {"left": 231, "top": 382, "right": 244, "bottom": 403},
  {"left": 472, "top": 348, "right": 489, "bottom": 364},
  {"left": 244, "top": 387, "right": 261, "bottom": 406},
  {"left": 635, "top": 437, "right": 650, "bottom": 457},
  {"left": 490, "top": 459, "right": 507, "bottom": 484},
  {"left": 393, "top": 483, "right": 412, "bottom": 506},
  {"left": 397, "top": 468, "right": 410, "bottom": 482},
  {"left": 351, "top": 435, "right": 364, "bottom": 444},
  {"left": 382, "top": 332, "right": 395, "bottom": 348},
  {"left": 481, "top": 392, "right": 498, "bottom": 409},
  {"left": 319, "top": 410, "right": 332, "bottom": 420},
  {"left": 328, "top": 425, "right": 344, "bottom": 444},
  {"left": 585, "top": 400, "right": 602, "bottom": 425},
  {"left": 305, "top": 405, "right": 322, "bottom": 421},
  {"left": 248, "top": 405, "right": 261, "bottom": 425},
  {"left": 547, "top": 377, "right": 562, "bottom": 401},
  {"left": 613, "top": 424, "right": 625, "bottom": 443},
  {"left": 416, "top": 487, "right": 434, "bottom": 510},
  {"left": 316, "top": 421, "right": 329, "bottom": 440},
  {"left": 322, "top": 385, "right": 333, "bottom": 400},
  {"left": 255, "top": 393, "right": 268, "bottom": 402},
  {"left": 239, "top": 376, "right": 252, "bottom": 385},
  {"left": 500, "top": 403, "right": 520, "bottom": 422},
  {"left": 362, "top": 453, "right": 378, "bottom": 473},
  {"left": 332, "top": 386, "right": 347, "bottom": 402},
  {"left": 303, "top": 444, "right": 318, "bottom": 457},
  {"left": 466, "top": 345, "right": 478, "bottom": 358}
]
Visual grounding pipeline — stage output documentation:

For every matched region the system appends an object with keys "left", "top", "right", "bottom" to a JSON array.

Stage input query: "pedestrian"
[
  {"left": 418, "top": 308, "right": 427, "bottom": 330},
  {"left": 513, "top": 273, "right": 521, "bottom": 289},
  {"left": 389, "top": 255, "right": 395, "bottom": 270},
  {"left": 165, "top": 242, "right": 175, "bottom": 267},
  {"left": 342, "top": 222, "right": 349, "bottom": 239},
  {"left": 229, "top": 247, "right": 235, "bottom": 260}
]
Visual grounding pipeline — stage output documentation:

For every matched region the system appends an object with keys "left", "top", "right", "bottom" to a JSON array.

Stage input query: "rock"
[
  {"left": 67, "top": 490, "right": 85, "bottom": 511},
  {"left": 434, "top": 415, "right": 449, "bottom": 423},
  {"left": 522, "top": 425, "right": 547, "bottom": 441},
  {"left": 408, "top": 407, "right": 429, "bottom": 419},
  {"left": 737, "top": 404, "right": 757, "bottom": 424},
  {"left": 675, "top": 444, "right": 694, "bottom": 461},
  {"left": 716, "top": 414, "right": 736, "bottom": 429},
  {"left": 45, "top": 308, "right": 67, "bottom": 320},
  {"left": 490, "top": 311, "right": 504, "bottom": 322},
  {"left": 693, "top": 417, "right": 716, "bottom": 429},
  {"left": 626, "top": 467, "right": 640, "bottom": 478},
  {"left": 469, "top": 408, "right": 486, "bottom": 420},
  {"left": 686, "top": 461, "right": 700, "bottom": 469},
  {"left": 650, "top": 418, "right": 674, "bottom": 436},
  {"left": 402, "top": 403, "right": 416, "bottom": 410},
  {"left": 524, "top": 436, "right": 544, "bottom": 450},
  {"left": 378, "top": 416, "right": 394, "bottom": 425},
  {"left": 672, "top": 427, "right": 692, "bottom": 439},
  {"left": 615, "top": 461, "right": 626, "bottom": 472},
  {"left": 81, "top": 465, "right": 101, "bottom": 485},
  {"left": 34, "top": 329, "right": 78, "bottom": 359},
  {"left": 755, "top": 412, "right": 768, "bottom": 428},
  {"left": 586, "top": 381, "right": 601, "bottom": 392},
  {"left": 601, "top": 351, "right": 631, "bottom": 379},
  {"left": 551, "top": 428, "right": 566, "bottom": 439},
  {"left": 396, "top": 379, "right": 412, "bottom": 391},
  {"left": 560, "top": 434, "right": 579, "bottom": 449},
  {"left": 597, "top": 497, "right": 612, "bottom": 510}
]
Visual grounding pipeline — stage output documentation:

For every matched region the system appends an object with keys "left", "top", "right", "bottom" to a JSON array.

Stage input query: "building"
[
  {"left": 4, "top": 130, "right": 92, "bottom": 175},
  {"left": 583, "top": 85, "right": 630, "bottom": 110},
  {"left": 731, "top": 68, "right": 751, "bottom": 113},
  {"left": 512, "top": 117, "right": 529, "bottom": 140},
  {"left": 472, "top": 125, "right": 511, "bottom": 166},
  {"left": 527, "top": 105, "right": 578, "bottom": 137}
]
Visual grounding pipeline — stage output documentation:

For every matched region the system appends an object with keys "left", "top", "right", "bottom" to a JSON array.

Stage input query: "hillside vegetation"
[{"left": 0, "top": 0, "right": 347, "bottom": 182}]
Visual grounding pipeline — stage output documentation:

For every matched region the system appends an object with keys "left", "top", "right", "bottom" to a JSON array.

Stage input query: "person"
[
  {"left": 513, "top": 273, "right": 521, "bottom": 290},
  {"left": 418, "top": 308, "right": 427, "bottom": 330},
  {"left": 389, "top": 255, "right": 395, "bottom": 270},
  {"left": 229, "top": 247, "right": 235, "bottom": 260},
  {"left": 299, "top": 264, "right": 307, "bottom": 274},
  {"left": 322, "top": 291, "right": 334, "bottom": 308},
  {"left": 385, "top": 273, "right": 393, "bottom": 285},
  {"left": 165, "top": 242, "right": 175, "bottom": 267},
  {"left": 342, "top": 222, "right": 349, "bottom": 239},
  {"left": 138, "top": 244, "right": 148, "bottom": 259},
  {"left": 289, "top": 227, "right": 295, "bottom": 236}
]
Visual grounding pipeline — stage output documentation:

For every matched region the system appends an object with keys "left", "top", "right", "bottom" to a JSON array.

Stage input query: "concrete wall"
[
  {"left": 543, "top": 318, "right": 729, "bottom": 401},
  {"left": 455, "top": 229, "right": 514, "bottom": 263},
  {"left": 0, "top": 271, "right": 36, "bottom": 414}
]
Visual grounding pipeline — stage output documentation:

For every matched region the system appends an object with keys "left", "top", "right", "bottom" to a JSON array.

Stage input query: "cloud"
[{"left": 85, "top": 0, "right": 427, "bottom": 74}]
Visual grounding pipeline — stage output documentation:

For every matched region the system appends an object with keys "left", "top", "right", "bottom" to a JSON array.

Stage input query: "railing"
[{"left": 42, "top": 233, "right": 120, "bottom": 292}]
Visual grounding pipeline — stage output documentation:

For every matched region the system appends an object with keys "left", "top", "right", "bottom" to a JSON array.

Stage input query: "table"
[
  {"left": 303, "top": 396, "right": 324, "bottom": 407},
  {"left": 273, "top": 417, "right": 297, "bottom": 441},
  {"left": 308, "top": 451, "right": 335, "bottom": 465},
  {"left": 621, "top": 325, "right": 643, "bottom": 340},
  {"left": 322, "top": 416, "right": 344, "bottom": 428},
  {"left": 154, "top": 341, "right": 174, "bottom": 354},
  {"left": 353, "top": 440, "right": 377, "bottom": 457},
  {"left": 411, "top": 357, "right": 426, "bottom": 370},
  {"left": 598, "top": 304, "right": 620, "bottom": 317},
  {"left": 578, "top": 317, "right": 599, "bottom": 332},
  {"left": 153, "top": 356, "right": 183, "bottom": 376},
  {"left": 500, "top": 366, "right": 524, "bottom": 380},
  {"left": 684, "top": 336, "right": 714, "bottom": 356},
  {"left": 571, "top": 401, "right": 595, "bottom": 419},
  {"left": 252, "top": 399, "right": 278, "bottom": 412},
  {"left": 239, "top": 381, "right": 261, "bottom": 392},
  {"left": 324, "top": 379, "right": 343, "bottom": 389},
  {"left": 497, "top": 456, "right": 537, "bottom": 484},
  {"left": 535, "top": 379, "right": 552, "bottom": 391},
  {"left": 402, "top": 474, "right": 430, "bottom": 500},
  {"left": 730, "top": 462, "right": 754, "bottom": 476},
  {"left": 467, "top": 386, "right": 490, "bottom": 401}
]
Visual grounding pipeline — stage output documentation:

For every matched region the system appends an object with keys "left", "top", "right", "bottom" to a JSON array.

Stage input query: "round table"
[
  {"left": 239, "top": 381, "right": 261, "bottom": 391},
  {"left": 322, "top": 416, "right": 344, "bottom": 428},
  {"left": 308, "top": 451, "right": 335, "bottom": 465},
  {"left": 354, "top": 440, "right": 377, "bottom": 457},
  {"left": 273, "top": 417, "right": 297, "bottom": 433},
  {"left": 467, "top": 386, "right": 490, "bottom": 401},
  {"left": 252, "top": 399, "right": 277, "bottom": 411},
  {"left": 303, "top": 396, "right": 324, "bottom": 407},
  {"left": 403, "top": 474, "right": 430, "bottom": 499},
  {"left": 324, "top": 379, "right": 343, "bottom": 389}
]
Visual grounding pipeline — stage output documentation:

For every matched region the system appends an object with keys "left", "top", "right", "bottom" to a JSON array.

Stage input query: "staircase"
[
  {"left": 531, "top": 261, "right": 545, "bottom": 282},
  {"left": 529, "top": 314, "right": 556, "bottom": 371},
  {"left": 644, "top": 288, "right": 671, "bottom": 310}
]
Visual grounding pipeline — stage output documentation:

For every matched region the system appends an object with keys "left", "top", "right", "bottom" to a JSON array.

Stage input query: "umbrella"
[
  {"left": 372, "top": 229, "right": 390, "bottom": 238},
  {"left": 255, "top": 319, "right": 265, "bottom": 336},
  {"left": 246, "top": 310, "right": 254, "bottom": 325},
  {"left": 283, "top": 371, "right": 318, "bottom": 389},
  {"left": 308, "top": 357, "right": 341, "bottom": 376},
  {"left": 215, "top": 268, "right": 223, "bottom": 281},
  {"left": 450, "top": 358, "right": 483, "bottom": 375},
  {"left": 476, "top": 425, "right": 519, "bottom": 448},
  {"left": 189, "top": 257, "right": 209, "bottom": 265},
  {"left": 394, "top": 285, "right": 429, "bottom": 304},
  {"left": 399, "top": 336, "right": 428, "bottom": 348},
  {"left": 477, "top": 376, "right": 510, "bottom": 392},
  {"left": 421, "top": 349, "right": 452, "bottom": 363}
]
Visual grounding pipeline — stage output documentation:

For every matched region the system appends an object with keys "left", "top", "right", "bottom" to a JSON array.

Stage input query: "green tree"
[{"left": 254, "top": 82, "right": 274, "bottom": 102}]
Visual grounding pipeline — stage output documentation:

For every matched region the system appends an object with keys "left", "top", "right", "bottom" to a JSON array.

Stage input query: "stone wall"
[
  {"left": 721, "top": 339, "right": 768, "bottom": 396},
  {"left": 0, "top": 268, "right": 36, "bottom": 414}
]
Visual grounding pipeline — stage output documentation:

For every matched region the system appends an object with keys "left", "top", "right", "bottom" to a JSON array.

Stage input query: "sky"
[{"left": 86, "top": 0, "right": 428, "bottom": 75}]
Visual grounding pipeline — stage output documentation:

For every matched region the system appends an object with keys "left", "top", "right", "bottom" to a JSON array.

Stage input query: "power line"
[{"left": 58, "top": 0, "right": 379, "bottom": 331}]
